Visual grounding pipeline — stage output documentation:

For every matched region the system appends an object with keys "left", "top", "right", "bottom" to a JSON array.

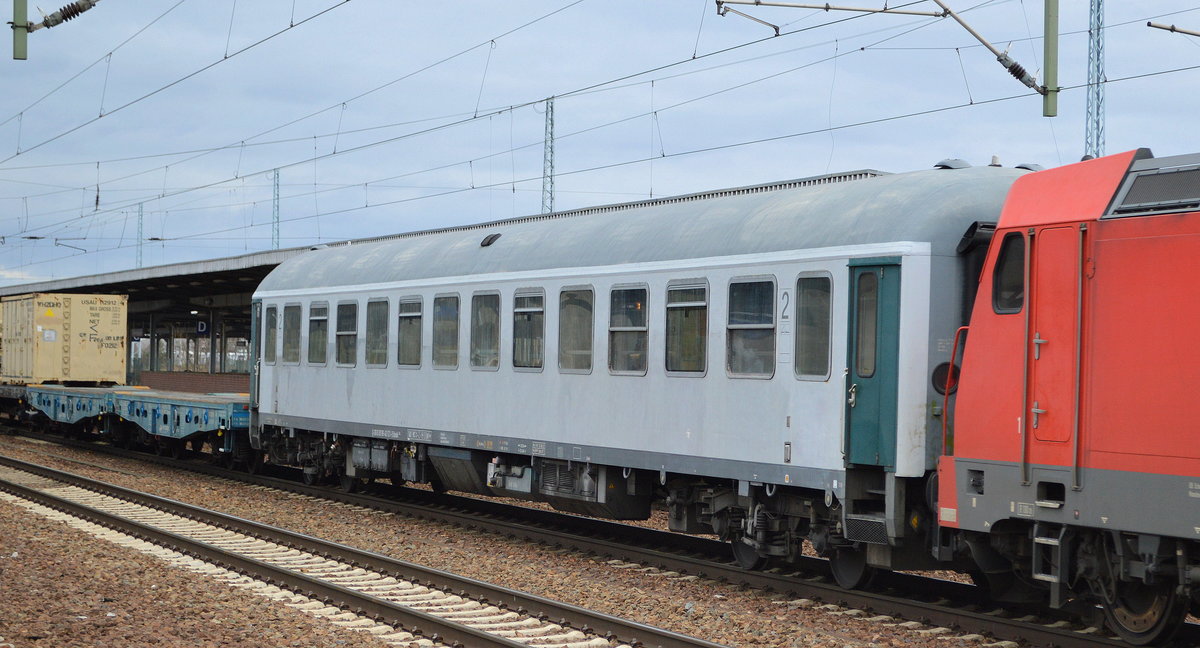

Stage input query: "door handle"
[{"left": 848, "top": 383, "right": 858, "bottom": 408}]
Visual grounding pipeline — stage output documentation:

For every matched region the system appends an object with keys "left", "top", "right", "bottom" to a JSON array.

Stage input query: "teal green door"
[{"left": 845, "top": 263, "right": 900, "bottom": 468}]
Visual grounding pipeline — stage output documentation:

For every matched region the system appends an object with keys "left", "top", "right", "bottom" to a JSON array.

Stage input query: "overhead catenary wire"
[{"left": 9, "top": 58, "right": 1200, "bottom": 272}]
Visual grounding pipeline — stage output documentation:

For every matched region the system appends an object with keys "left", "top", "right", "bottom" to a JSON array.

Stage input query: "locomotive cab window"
[
  {"left": 727, "top": 279, "right": 775, "bottom": 377},
  {"left": 796, "top": 275, "right": 832, "bottom": 379},
  {"left": 336, "top": 302, "right": 358, "bottom": 366},
  {"left": 307, "top": 304, "right": 328, "bottom": 364},
  {"left": 666, "top": 283, "right": 707, "bottom": 375},
  {"left": 559, "top": 288, "right": 594, "bottom": 373},
  {"left": 397, "top": 298, "right": 422, "bottom": 367},
  {"left": 471, "top": 293, "right": 500, "bottom": 370},
  {"left": 513, "top": 291, "right": 545, "bottom": 370},
  {"left": 282, "top": 305, "right": 301, "bottom": 364},
  {"left": 433, "top": 294, "right": 459, "bottom": 369},
  {"left": 992, "top": 232, "right": 1025, "bottom": 313},
  {"left": 264, "top": 305, "right": 278, "bottom": 364},
  {"left": 609, "top": 286, "right": 648, "bottom": 375}
]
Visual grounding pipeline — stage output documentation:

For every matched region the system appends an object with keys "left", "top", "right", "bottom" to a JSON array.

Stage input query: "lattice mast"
[
  {"left": 1085, "top": 0, "right": 1105, "bottom": 158},
  {"left": 541, "top": 97, "right": 555, "bottom": 214}
]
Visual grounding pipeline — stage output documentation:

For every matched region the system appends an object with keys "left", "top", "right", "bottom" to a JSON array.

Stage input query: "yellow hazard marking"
[{"left": 43, "top": 308, "right": 55, "bottom": 317}]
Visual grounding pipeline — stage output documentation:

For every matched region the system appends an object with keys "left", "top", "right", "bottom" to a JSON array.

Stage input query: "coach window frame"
[
  {"left": 365, "top": 298, "right": 390, "bottom": 368},
  {"left": 558, "top": 285, "right": 595, "bottom": 375},
  {"left": 513, "top": 288, "right": 545, "bottom": 372},
  {"left": 335, "top": 300, "right": 359, "bottom": 367},
  {"left": 263, "top": 304, "right": 278, "bottom": 365},
  {"left": 396, "top": 296, "right": 422, "bottom": 368},
  {"left": 432, "top": 293, "right": 460, "bottom": 370},
  {"left": 726, "top": 276, "right": 776, "bottom": 379},
  {"left": 992, "top": 232, "right": 1025, "bottom": 314},
  {"left": 665, "top": 279, "right": 708, "bottom": 377},
  {"left": 608, "top": 283, "right": 650, "bottom": 376},
  {"left": 794, "top": 272, "right": 833, "bottom": 381},
  {"left": 470, "top": 291, "right": 502, "bottom": 371},
  {"left": 307, "top": 302, "right": 329, "bottom": 365},
  {"left": 281, "top": 303, "right": 302, "bottom": 365}
]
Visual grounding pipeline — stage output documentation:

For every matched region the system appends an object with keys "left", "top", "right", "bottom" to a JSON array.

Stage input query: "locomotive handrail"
[{"left": 942, "top": 325, "right": 968, "bottom": 455}]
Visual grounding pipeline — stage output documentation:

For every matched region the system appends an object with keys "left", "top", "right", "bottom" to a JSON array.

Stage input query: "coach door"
[
  {"left": 845, "top": 262, "right": 900, "bottom": 468},
  {"left": 1023, "top": 226, "right": 1082, "bottom": 479}
]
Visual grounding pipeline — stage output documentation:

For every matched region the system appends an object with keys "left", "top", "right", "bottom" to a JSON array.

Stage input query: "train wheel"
[
  {"left": 1102, "top": 578, "right": 1187, "bottom": 645},
  {"left": 731, "top": 539, "right": 769, "bottom": 570},
  {"left": 189, "top": 437, "right": 206, "bottom": 455},
  {"left": 301, "top": 469, "right": 319, "bottom": 486},
  {"left": 168, "top": 439, "right": 184, "bottom": 460},
  {"left": 830, "top": 547, "right": 875, "bottom": 589},
  {"left": 246, "top": 451, "right": 264, "bottom": 474},
  {"left": 339, "top": 474, "right": 359, "bottom": 493}
]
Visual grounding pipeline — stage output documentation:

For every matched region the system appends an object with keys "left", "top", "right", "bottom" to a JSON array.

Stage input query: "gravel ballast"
[{"left": 0, "top": 435, "right": 1005, "bottom": 648}]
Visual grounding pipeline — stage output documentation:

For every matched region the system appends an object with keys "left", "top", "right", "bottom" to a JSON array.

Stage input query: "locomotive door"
[
  {"left": 845, "top": 262, "right": 900, "bottom": 468},
  {"left": 1024, "top": 226, "right": 1082, "bottom": 468}
]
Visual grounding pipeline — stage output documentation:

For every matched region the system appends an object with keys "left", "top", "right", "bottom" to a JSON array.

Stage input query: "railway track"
[
  {"left": 6, "top": 430, "right": 1199, "bottom": 647},
  {"left": 0, "top": 453, "right": 726, "bottom": 648}
]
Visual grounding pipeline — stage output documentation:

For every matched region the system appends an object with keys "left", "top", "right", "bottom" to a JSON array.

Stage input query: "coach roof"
[{"left": 256, "top": 164, "right": 1026, "bottom": 293}]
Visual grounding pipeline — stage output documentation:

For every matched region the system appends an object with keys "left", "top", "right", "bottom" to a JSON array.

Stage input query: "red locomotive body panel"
[{"left": 939, "top": 149, "right": 1200, "bottom": 529}]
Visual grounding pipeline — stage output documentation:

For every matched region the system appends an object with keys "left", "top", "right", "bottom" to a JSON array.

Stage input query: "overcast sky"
[{"left": 0, "top": 0, "right": 1197, "bottom": 286}]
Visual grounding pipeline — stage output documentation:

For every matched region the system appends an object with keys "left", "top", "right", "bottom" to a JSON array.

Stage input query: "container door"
[{"left": 845, "top": 263, "right": 900, "bottom": 468}]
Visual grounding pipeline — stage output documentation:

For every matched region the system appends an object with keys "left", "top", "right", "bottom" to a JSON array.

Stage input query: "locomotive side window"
[
  {"left": 559, "top": 288, "right": 594, "bottom": 373},
  {"left": 264, "top": 306, "right": 278, "bottom": 364},
  {"left": 307, "top": 304, "right": 328, "bottom": 364},
  {"left": 433, "top": 295, "right": 459, "bottom": 369},
  {"left": 471, "top": 293, "right": 501, "bottom": 369},
  {"left": 282, "top": 305, "right": 301, "bottom": 363},
  {"left": 666, "top": 284, "right": 707, "bottom": 374},
  {"left": 397, "top": 298, "right": 422, "bottom": 367},
  {"left": 796, "top": 276, "right": 832, "bottom": 379},
  {"left": 609, "top": 286, "right": 648, "bottom": 375},
  {"left": 513, "top": 291, "right": 545, "bottom": 370},
  {"left": 366, "top": 300, "right": 389, "bottom": 366},
  {"left": 727, "top": 280, "right": 776, "bottom": 377},
  {"left": 336, "top": 302, "right": 358, "bottom": 366},
  {"left": 992, "top": 233, "right": 1025, "bottom": 313}
]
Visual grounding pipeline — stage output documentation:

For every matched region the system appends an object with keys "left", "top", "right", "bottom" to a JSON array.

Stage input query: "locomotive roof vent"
[
  {"left": 481, "top": 232, "right": 502, "bottom": 247},
  {"left": 1015, "top": 163, "right": 1044, "bottom": 171},
  {"left": 934, "top": 158, "right": 970, "bottom": 170},
  {"left": 1106, "top": 156, "right": 1200, "bottom": 218}
]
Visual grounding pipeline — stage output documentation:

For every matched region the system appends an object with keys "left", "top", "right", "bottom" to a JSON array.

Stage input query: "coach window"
[
  {"left": 433, "top": 294, "right": 460, "bottom": 369},
  {"left": 471, "top": 293, "right": 500, "bottom": 369},
  {"left": 282, "top": 305, "right": 301, "bottom": 364},
  {"left": 795, "top": 275, "right": 832, "bottom": 379},
  {"left": 307, "top": 304, "right": 328, "bottom": 364},
  {"left": 366, "top": 300, "right": 389, "bottom": 366},
  {"left": 264, "top": 306, "right": 278, "bottom": 364},
  {"left": 336, "top": 302, "right": 358, "bottom": 366},
  {"left": 513, "top": 291, "right": 545, "bottom": 370},
  {"left": 666, "top": 283, "right": 707, "bottom": 375},
  {"left": 559, "top": 288, "right": 594, "bottom": 373},
  {"left": 609, "top": 286, "right": 648, "bottom": 375},
  {"left": 855, "top": 273, "right": 878, "bottom": 378},
  {"left": 727, "top": 280, "right": 775, "bottom": 377},
  {"left": 397, "top": 298, "right": 422, "bottom": 367},
  {"left": 993, "top": 233, "right": 1025, "bottom": 313}
]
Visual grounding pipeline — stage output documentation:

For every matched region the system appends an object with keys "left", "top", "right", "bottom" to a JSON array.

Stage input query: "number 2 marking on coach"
[{"left": 780, "top": 290, "right": 790, "bottom": 320}]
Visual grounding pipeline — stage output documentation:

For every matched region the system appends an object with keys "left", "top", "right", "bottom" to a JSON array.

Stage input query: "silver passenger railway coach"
[{"left": 251, "top": 162, "right": 1028, "bottom": 582}]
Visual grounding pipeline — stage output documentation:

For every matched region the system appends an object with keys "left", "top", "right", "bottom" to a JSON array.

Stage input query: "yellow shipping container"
[{"left": 0, "top": 293, "right": 127, "bottom": 384}]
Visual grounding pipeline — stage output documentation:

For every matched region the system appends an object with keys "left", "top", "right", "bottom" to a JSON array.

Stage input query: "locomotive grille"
[{"left": 1109, "top": 166, "right": 1200, "bottom": 216}]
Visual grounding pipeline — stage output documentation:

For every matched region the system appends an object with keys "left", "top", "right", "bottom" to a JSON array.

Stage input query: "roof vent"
[
  {"left": 481, "top": 232, "right": 502, "bottom": 247},
  {"left": 1015, "top": 163, "right": 1044, "bottom": 171},
  {"left": 934, "top": 158, "right": 970, "bottom": 170}
]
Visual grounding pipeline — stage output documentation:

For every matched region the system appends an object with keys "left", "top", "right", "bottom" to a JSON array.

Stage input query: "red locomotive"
[{"left": 940, "top": 149, "right": 1200, "bottom": 644}]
